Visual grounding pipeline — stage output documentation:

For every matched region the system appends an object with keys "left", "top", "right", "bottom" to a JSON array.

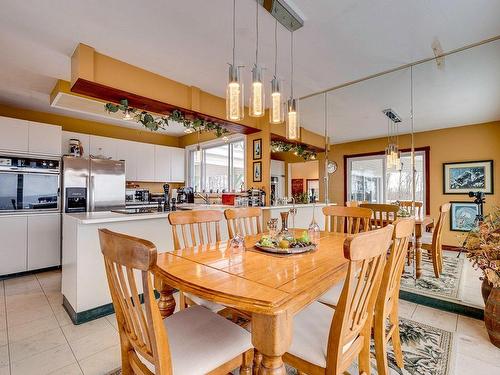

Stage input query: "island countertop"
[{"left": 65, "top": 202, "right": 334, "bottom": 225}]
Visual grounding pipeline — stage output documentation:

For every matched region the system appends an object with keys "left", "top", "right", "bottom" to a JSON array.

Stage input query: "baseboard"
[
  {"left": 62, "top": 290, "right": 163, "bottom": 325},
  {"left": 0, "top": 265, "right": 61, "bottom": 281},
  {"left": 400, "top": 290, "right": 484, "bottom": 320}
]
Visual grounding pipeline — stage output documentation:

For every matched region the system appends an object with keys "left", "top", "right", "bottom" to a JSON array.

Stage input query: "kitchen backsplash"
[{"left": 126, "top": 181, "right": 183, "bottom": 193}]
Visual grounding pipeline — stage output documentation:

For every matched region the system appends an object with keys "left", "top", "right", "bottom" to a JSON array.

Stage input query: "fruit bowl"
[{"left": 254, "top": 232, "right": 317, "bottom": 255}]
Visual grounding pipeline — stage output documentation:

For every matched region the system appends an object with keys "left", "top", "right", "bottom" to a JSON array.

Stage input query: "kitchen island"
[{"left": 61, "top": 203, "right": 332, "bottom": 323}]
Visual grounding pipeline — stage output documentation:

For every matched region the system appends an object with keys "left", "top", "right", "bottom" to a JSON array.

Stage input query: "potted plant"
[{"left": 463, "top": 208, "right": 500, "bottom": 348}]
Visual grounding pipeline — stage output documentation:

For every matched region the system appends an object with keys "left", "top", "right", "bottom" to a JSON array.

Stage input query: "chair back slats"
[
  {"left": 432, "top": 203, "right": 451, "bottom": 253},
  {"left": 224, "top": 207, "right": 263, "bottom": 238},
  {"left": 359, "top": 203, "right": 399, "bottom": 229},
  {"left": 377, "top": 219, "right": 415, "bottom": 313},
  {"left": 168, "top": 210, "right": 223, "bottom": 250},
  {"left": 326, "top": 225, "right": 393, "bottom": 374},
  {"left": 322, "top": 206, "right": 372, "bottom": 234},
  {"left": 99, "top": 228, "right": 172, "bottom": 375}
]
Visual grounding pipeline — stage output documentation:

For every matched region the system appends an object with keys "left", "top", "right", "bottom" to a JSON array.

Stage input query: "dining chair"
[
  {"left": 359, "top": 203, "right": 399, "bottom": 229},
  {"left": 283, "top": 225, "right": 393, "bottom": 375},
  {"left": 345, "top": 200, "right": 368, "bottom": 207},
  {"left": 224, "top": 207, "right": 263, "bottom": 238},
  {"left": 167, "top": 210, "right": 225, "bottom": 312},
  {"left": 98, "top": 228, "right": 253, "bottom": 375},
  {"left": 421, "top": 203, "right": 451, "bottom": 278},
  {"left": 373, "top": 218, "right": 414, "bottom": 375},
  {"left": 322, "top": 206, "right": 372, "bottom": 234}
]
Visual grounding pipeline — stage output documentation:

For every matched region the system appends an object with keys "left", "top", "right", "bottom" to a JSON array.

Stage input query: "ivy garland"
[
  {"left": 104, "top": 99, "right": 230, "bottom": 138},
  {"left": 271, "top": 140, "right": 317, "bottom": 161}
]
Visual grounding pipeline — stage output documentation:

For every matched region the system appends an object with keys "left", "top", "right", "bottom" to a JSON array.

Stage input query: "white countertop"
[{"left": 65, "top": 202, "right": 334, "bottom": 224}]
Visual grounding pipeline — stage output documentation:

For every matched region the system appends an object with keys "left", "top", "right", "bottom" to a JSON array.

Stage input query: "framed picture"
[
  {"left": 443, "top": 160, "right": 494, "bottom": 194},
  {"left": 291, "top": 179, "right": 304, "bottom": 196},
  {"left": 253, "top": 161, "right": 262, "bottom": 182},
  {"left": 450, "top": 201, "right": 479, "bottom": 231},
  {"left": 253, "top": 138, "right": 262, "bottom": 160}
]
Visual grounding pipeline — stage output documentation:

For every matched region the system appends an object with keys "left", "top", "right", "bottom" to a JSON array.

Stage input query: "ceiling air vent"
[
  {"left": 261, "top": 0, "right": 304, "bottom": 31},
  {"left": 382, "top": 109, "right": 402, "bottom": 123}
]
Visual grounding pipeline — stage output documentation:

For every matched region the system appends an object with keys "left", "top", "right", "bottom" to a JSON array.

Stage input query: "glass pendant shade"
[
  {"left": 226, "top": 64, "right": 244, "bottom": 121},
  {"left": 270, "top": 77, "right": 284, "bottom": 124},
  {"left": 249, "top": 65, "right": 265, "bottom": 117},
  {"left": 286, "top": 98, "right": 300, "bottom": 140},
  {"left": 123, "top": 109, "right": 133, "bottom": 121}
]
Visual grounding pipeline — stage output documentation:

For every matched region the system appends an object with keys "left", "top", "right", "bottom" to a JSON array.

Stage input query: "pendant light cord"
[
  {"left": 290, "top": 30, "right": 294, "bottom": 98},
  {"left": 274, "top": 20, "right": 278, "bottom": 76},
  {"left": 255, "top": 0, "right": 259, "bottom": 65},
  {"left": 232, "top": 0, "right": 236, "bottom": 66}
]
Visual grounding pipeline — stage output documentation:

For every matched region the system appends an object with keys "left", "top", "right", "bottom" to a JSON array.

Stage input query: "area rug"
[
  {"left": 400, "top": 254, "right": 464, "bottom": 300},
  {"left": 108, "top": 318, "right": 453, "bottom": 375}
]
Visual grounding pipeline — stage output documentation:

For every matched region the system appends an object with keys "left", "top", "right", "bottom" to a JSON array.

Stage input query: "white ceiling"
[
  {"left": 301, "top": 39, "right": 500, "bottom": 143},
  {"left": 0, "top": 0, "right": 499, "bottom": 138}
]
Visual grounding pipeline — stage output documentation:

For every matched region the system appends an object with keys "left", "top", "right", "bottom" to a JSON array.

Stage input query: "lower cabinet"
[
  {"left": 0, "top": 213, "right": 61, "bottom": 276},
  {"left": 0, "top": 216, "right": 28, "bottom": 275},
  {"left": 28, "top": 213, "right": 61, "bottom": 270}
]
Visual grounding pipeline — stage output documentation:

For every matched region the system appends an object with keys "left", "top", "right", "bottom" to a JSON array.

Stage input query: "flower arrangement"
[{"left": 463, "top": 207, "right": 500, "bottom": 287}]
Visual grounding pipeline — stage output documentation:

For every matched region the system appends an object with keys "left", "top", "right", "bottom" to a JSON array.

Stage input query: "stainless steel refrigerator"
[{"left": 62, "top": 156, "right": 125, "bottom": 212}]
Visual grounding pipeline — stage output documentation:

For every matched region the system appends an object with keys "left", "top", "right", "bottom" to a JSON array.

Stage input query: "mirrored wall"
[{"left": 300, "top": 38, "right": 500, "bottom": 312}]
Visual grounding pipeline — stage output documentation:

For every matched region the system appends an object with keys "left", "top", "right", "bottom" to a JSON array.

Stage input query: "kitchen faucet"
[{"left": 195, "top": 192, "right": 210, "bottom": 204}]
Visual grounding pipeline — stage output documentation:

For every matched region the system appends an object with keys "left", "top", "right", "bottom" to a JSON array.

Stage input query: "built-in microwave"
[{"left": 0, "top": 155, "right": 60, "bottom": 213}]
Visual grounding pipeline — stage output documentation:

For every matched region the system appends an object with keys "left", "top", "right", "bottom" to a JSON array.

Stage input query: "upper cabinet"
[
  {"left": 61, "top": 131, "right": 90, "bottom": 157},
  {"left": 89, "top": 135, "right": 117, "bottom": 159},
  {"left": 170, "top": 147, "right": 185, "bottom": 182},
  {"left": 0, "top": 116, "right": 29, "bottom": 152},
  {"left": 116, "top": 139, "right": 139, "bottom": 181},
  {"left": 154, "top": 146, "right": 171, "bottom": 182},
  {"left": 28, "top": 122, "right": 62, "bottom": 156},
  {"left": 136, "top": 142, "right": 156, "bottom": 181}
]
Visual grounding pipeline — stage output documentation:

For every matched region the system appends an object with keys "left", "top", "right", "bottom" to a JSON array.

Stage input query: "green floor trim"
[
  {"left": 400, "top": 290, "right": 484, "bottom": 320},
  {"left": 0, "top": 266, "right": 61, "bottom": 281},
  {"left": 63, "top": 290, "right": 164, "bottom": 325}
]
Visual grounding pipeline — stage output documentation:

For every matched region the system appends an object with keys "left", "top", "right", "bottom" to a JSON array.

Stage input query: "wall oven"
[{"left": 0, "top": 154, "right": 60, "bottom": 214}]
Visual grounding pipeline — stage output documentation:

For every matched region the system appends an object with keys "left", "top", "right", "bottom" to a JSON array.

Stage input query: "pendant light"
[
  {"left": 249, "top": 0, "right": 264, "bottom": 117},
  {"left": 385, "top": 115, "right": 401, "bottom": 170},
  {"left": 286, "top": 30, "right": 300, "bottom": 140},
  {"left": 270, "top": 20, "right": 284, "bottom": 124},
  {"left": 226, "top": 0, "right": 244, "bottom": 121}
]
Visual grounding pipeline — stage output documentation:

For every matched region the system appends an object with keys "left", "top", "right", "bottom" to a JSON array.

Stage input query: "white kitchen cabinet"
[
  {"left": 0, "top": 215, "right": 27, "bottom": 275},
  {"left": 89, "top": 135, "right": 117, "bottom": 159},
  {"left": 61, "top": 131, "right": 90, "bottom": 157},
  {"left": 0, "top": 116, "right": 29, "bottom": 153},
  {"left": 27, "top": 213, "right": 61, "bottom": 270},
  {"left": 116, "top": 139, "right": 139, "bottom": 181},
  {"left": 28, "top": 122, "right": 62, "bottom": 156},
  {"left": 154, "top": 145, "right": 171, "bottom": 182},
  {"left": 136, "top": 143, "right": 155, "bottom": 181},
  {"left": 170, "top": 147, "right": 185, "bottom": 182}
]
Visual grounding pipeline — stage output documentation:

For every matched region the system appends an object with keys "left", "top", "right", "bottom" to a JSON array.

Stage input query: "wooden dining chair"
[
  {"left": 98, "top": 228, "right": 253, "bottom": 375},
  {"left": 224, "top": 207, "right": 263, "bottom": 238},
  {"left": 283, "top": 225, "right": 393, "bottom": 375},
  {"left": 421, "top": 203, "right": 451, "bottom": 278},
  {"left": 360, "top": 203, "right": 399, "bottom": 230},
  {"left": 346, "top": 200, "right": 368, "bottom": 207},
  {"left": 322, "top": 206, "right": 372, "bottom": 234},
  {"left": 373, "top": 218, "right": 414, "bottom": 375},
  {"left": 168, "top": 210, "right": 225, "bottom": 311}
]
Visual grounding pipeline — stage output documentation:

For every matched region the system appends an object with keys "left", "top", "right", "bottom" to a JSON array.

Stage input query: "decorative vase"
[
  {"left": 484, "top": 286, "right": 500, "bottom": 348},
  {"left": 481, "top": 278, "right": 493, "bottom": 304},
  {"left": 278, "top": 211, "right": 294, "bottom": 241}
]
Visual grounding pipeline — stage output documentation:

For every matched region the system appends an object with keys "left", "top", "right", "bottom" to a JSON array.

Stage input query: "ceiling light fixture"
[
  {"left": 249, "top": 0, "right": 264, "bottom": 117},
  {"left": 383, "top": 109, "right": 401, "bottom": 170},
  {"left": 122, "top": 108, "right": 133, "bottom": 121},
  {"left": 286, "top": 30, "right": 300, "bottom": 140},
  {"left": 270, "top": 20, "right": 284, "bottom": 124},
  {"left": 226, "top": 0, "right": 244, "bottom": 121}
]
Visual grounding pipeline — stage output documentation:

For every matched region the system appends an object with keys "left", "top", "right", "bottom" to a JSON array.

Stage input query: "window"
[
  {"left": 346, "top": 149, "right": 428, "bottom": 213},
  {"left": 188, "top": 137, "right": 245, "bottom": 192}
]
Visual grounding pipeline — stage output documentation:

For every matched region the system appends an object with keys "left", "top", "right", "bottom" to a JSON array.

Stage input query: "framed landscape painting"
[
  {"left": 450, "top": 201, "right": 479, "bottom": 231},
  {"left": 443, "top": 160, "right": 493, "bottom": 194}
]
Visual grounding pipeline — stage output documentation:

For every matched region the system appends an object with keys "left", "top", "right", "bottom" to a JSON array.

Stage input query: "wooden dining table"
[{"left": 153, "top": 230, "right": 349, "bottom": 375}]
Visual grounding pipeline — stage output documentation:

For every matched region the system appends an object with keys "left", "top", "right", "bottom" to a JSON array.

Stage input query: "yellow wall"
[
  {"left": 0, "top": 103, "right": 180, "bottom": 147},
  {"left": 325, "top": 121, "right": 500, "bottom": 246}
]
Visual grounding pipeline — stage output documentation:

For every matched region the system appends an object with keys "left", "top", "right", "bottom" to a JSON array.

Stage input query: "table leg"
[
  {"left": 415, "top": 224, "right": 423, "bottom": 279},
  {"left": 155, "top": 276, "right": 176, "bottom": 318},
  {"left": 252, "top": 312, "right": 292, "bottom": 375}
]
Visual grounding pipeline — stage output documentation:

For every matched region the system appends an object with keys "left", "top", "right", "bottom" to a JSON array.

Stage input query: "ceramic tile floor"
[{"left": 0, "top": 270, "right": 499, "bottom": 375}]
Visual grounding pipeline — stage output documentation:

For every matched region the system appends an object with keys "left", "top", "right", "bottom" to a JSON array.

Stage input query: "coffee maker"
[{"left": 177, "top": 187, "right": 194, "bottom": 204}]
